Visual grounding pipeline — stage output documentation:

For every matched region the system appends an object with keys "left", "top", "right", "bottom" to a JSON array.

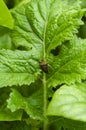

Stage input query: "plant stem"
[
  {"left": 43, "top": 12, "right": 48, "bottom": 130},
  {"left": 43, "top": 73, "right": 47, "bottom": 130}
]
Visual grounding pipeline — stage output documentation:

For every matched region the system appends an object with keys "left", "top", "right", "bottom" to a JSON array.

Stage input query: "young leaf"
[
  {"left": 0, "top": 49, "right": 41, "bottom": 87},
  {"left": 0, "top": 0, "right": 14, "bottom": 29},
  {"left": 47, "top": 83, "right": 86, "bottom": 122},
  {"left": 47, "top": 37, "right": 86, "bottom": 87},
  {"left": 9, "top": 0, "right": 83, "bottom": 52},
  {"left": 7, "top": 88, "right": 44, "bottom": 120},
  {"left": 0, "top": 0, "right": 83, "bottom": 51},
  {"left": 0, "top": 0, "right": 83, "bottom": 87}
]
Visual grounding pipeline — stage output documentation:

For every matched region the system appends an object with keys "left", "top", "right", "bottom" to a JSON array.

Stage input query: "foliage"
[
  {"left": 0, "top": 0, "right": 86, "bottom": 130},
  {"left": 0, "top": 0, "right": 14, "bottom": 29}
]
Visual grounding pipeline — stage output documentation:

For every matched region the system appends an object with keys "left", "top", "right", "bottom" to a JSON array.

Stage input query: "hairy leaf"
[
  {"left": 47, "top": 37, "right": 86, "bottom": 87},
  {"left": 0, "top": 49, "right": 41, "bottom": 87},
  {"left": 0, "top": 0, "right": 83, "bottom": 51},
  {"left": 9, "top": 0, "right": 83, "bottom": 52}
]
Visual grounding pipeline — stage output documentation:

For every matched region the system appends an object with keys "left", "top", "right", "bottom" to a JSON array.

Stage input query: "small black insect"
[{"left": 40, "top": 60, "right": 48, "bottom": 73}]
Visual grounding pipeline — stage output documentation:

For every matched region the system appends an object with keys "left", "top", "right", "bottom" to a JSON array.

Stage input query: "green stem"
[
  {"left": 42, "top": 12, "right": 48, "bottom": 130},
  {"left": 43, "top": 73, "right": 47, "bottom": 130}
]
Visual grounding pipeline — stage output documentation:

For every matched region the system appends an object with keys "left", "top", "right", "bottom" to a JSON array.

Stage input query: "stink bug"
[{"left": 40, "top": 60, "right": 48, "bottom": 73}]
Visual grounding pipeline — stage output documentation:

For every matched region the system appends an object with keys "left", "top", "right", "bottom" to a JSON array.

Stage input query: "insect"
[{"left": 40, "top": 60, "right": 48, "bottom": 73}]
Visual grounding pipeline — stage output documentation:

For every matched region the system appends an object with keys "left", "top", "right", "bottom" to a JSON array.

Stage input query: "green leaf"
[
  {"left": 0, "top": 27, "right": 14, "bottom": 49},
  {"left": 9, "top": 121, "right": 31, "bottom": 130},
  {"left": 48, "top": 117, "right": 86, "bottom": 130},
  {"left": 0, "top": 0, "right": 83, "bottom": 91},
  {"left": 0, "top": 109, "right": 22, "bottom": 121},
  {"left": 0, "top": 0, "right": 84, "bottom": 87},
  {"left": 0, "top": 0, "right": 14, "bottom": 29},
  {"left": 0, "top": 87, "right": 22, "bottom": 121},
  {"left": 0, "top": 49, "right": 41, "bottom": 87},
  {"left": 9, "top": 0, "right": 83, "bottom": 52},
  {"left": 47, "top": 37, "right": 86, "bottom": 87},
  {"left": 26, "top": 118, "right": 42, "bottom": 130},
  {"left": 81, "top": 0, "right": 86, "bottom": 8},
  {"left": 7, "top": 88, "right": 44, "bottom": 120},
  {"left": 0, "top": 121, "right": 30, "bottom": 130},
  {"left": 47, "top": 83, "right": 86, "bottom": 122},
  {"left": 0, "top": 33, "right": 12, "bottom": 49}
]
